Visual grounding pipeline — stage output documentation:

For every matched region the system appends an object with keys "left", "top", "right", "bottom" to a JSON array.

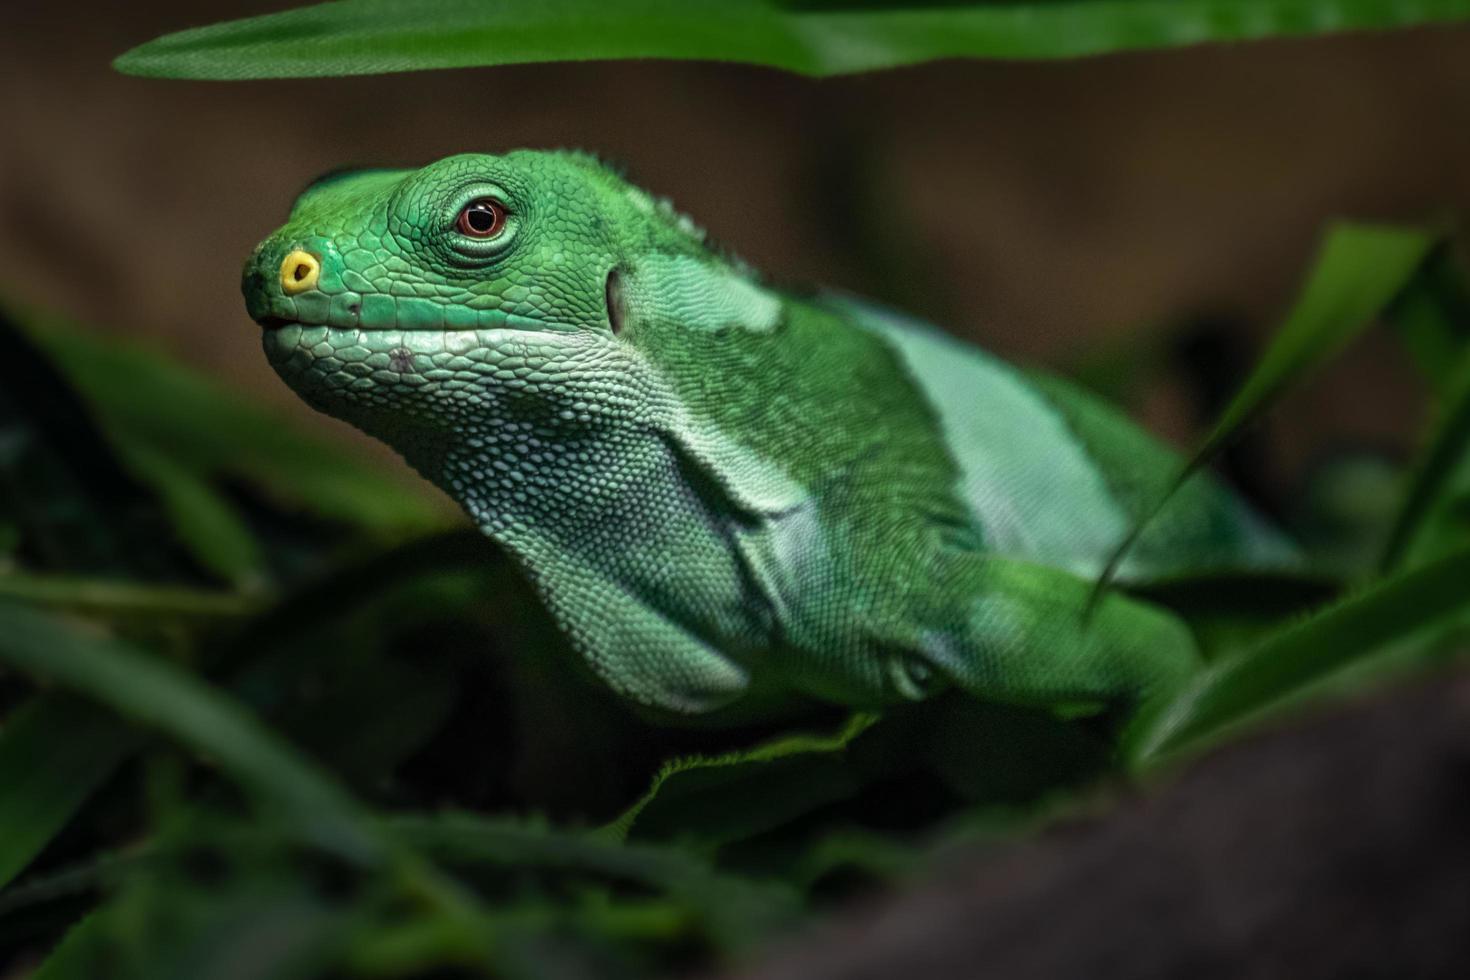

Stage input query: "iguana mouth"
[{"left": 252, "top": 305, "right": 573, "bottom": 335}]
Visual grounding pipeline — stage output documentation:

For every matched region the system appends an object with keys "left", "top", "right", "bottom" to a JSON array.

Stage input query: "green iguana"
[{"left": 243, "top": 150, "right": 1294, "bottom": 721}]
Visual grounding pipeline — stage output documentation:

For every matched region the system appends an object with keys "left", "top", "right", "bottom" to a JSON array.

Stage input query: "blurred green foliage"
[
  {"left": 114, "top": 0, "right": 1470, "bottom": 80},
  {"left": 3, "top": 219, "right": 1470, "bottom": 977}
]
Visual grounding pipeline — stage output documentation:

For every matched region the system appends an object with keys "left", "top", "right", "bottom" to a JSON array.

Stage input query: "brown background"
[{"left": 6, "top": 1, "right": 1470, "bottom": 507}]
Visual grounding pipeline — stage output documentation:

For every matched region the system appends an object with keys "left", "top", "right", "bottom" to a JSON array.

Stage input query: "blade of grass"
[
  {"left": 0, "top": 306, "right": 204, "bottom": 582},
  {"left": 1379, "top": 352, "right": 1470, "bottom": 571},
  {"left": 389, "top": 813, "right": 800, "bottom": 947},
  {"left": 1093, "top": 223, "right": 1442, "bottom": 601},
  {"left": 0, "top": 599, "right": 381, "bottom": 864},
  {"left": 0, "top": 532, "right": 514, "bottom": 891},
  {"left": 1386, "top": 245, "right": 1470, "bottom": 395},
  {"left": 0, "top": 849, "right": 140, "bottom": 917},
  {"left": 0, "top": 696, "right": 146, "bottom": 890},
  {"left": 1125, "top": 543, "right": 1470, "bottom": 766},
  {"left": 29, "top": 909, "right": 111, "bottom": 980},
  {"left": 0, "top": 301, "right": 228, "bottom": 897},
  {"left": 114, "top": 0, "right": 1470, "bottom": 80},
  {"left": 18, "top": 312, "right": 447, "bottom": 535},
  {"left": 28, "top": 886, "right": 349, "bottom": 980},
  {"left": 118, "top": 442, "right": 266, "bottom": 589},
  {"left": 0, "top": 600, "right": 504, "bottom": 966},
  {"left": 0, "top": 573, "right": 259, "bottom": 620}
]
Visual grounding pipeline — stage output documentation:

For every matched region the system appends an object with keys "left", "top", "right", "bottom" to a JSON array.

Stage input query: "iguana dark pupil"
[{"left": 459, "top": 200, "right": 501, "bottom": 236}]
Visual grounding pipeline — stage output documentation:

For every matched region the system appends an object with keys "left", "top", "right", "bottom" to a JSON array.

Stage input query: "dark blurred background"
[{"left": 7, "top": 1, "right": 1470, "bottom": 516}]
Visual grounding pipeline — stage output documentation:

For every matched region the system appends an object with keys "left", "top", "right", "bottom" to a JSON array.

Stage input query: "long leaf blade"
[
  {"left": 29, "top": 910, "right": 111, "bottom": 980},
  {"left": 0, "top": 696, "right": 145, "bottom": 890},
  {"left": 1195, "top": 225, "right": 1440, "bottom": 464},
  {"left": 1094, "top": 223, "right": 1442, "bottom": 598},
  {"left": 114, "top": 0, "right": 1470, "bottom": 81},
  {"left": 1379, "top": 353, "right": 1470, "bottom": 570},
  {"left": 21, "top": 315, "right": 446, "bottom": 534},
  {"left": 0, "top": 600, "right": 382, "bottom": 865},
  {"left": 0, "top": 306, "right": 203, "bottom": 582},
  {"left": 1125, "top": 544, "right": 1470, "bottom": 766},
  {"left": 389, "top": 812, "right": 800, "bottom": 946},
  {"left": 603, "top": 712, "right": 878, "bottom": 843}
]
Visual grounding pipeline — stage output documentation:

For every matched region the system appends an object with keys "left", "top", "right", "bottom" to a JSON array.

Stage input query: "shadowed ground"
[{"left": 720, "top": 669, "right": 1470, "bottom": 979}]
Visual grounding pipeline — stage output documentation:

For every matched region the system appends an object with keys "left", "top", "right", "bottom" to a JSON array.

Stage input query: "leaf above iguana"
[{"left": 115, "top": 0, "right": 1470, "bottom": 81}]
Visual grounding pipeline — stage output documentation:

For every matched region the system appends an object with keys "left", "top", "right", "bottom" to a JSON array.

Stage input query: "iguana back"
[{"left": 823, "top": 294, "right": 1294, "bottom": 582}]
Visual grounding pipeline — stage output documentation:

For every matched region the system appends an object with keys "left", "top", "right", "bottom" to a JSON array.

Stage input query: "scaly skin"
[{"left": 243, "top": 151, "right": 1293, "bottom": 718}]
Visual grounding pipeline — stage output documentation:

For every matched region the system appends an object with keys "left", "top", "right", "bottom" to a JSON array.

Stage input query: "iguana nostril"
[{"left": 279, "top": 250, "right": 320, "bottom": 295}]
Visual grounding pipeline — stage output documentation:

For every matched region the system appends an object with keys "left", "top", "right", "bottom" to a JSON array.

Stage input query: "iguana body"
[{"left": 244, "top": 151, "right": 1291, "bottom": 717}]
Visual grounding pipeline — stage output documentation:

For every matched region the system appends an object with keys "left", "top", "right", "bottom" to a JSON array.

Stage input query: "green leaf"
[
  {"left": 20, "top": 314, "right": 447, "bottom": 534},
  {"left": 1384, "top": 244, "right": 1470, "bottom": 394},
  {"left": 603, "top": 713, "right": 879, "bottom": 845},
  {"left": 0, "top": 695, "right": 146, "bottom": 890},
  {"left": 0, "top": 600, "right": 507, "bottom": 968},
  {"left": 1379, "top": 352, "right": 1470, "bottom": 570},
  {"left": 1137, "top": 568, "right": 1343, "bottom": 658},
  {"left": 0, "top": 572, "right": 257, "bottom": 620},
  {"left": 1125, "top": 543, "right": 1470, "bottom": 766},
  {"left": 27, "top": 865, "right": 351, "bottom": 980},
  {"left": 1192, "top": 225, "right": 1435, "bottom": 458},
  {"left": 1377, "top": 249, "right": 1470, "bottom": 569},
  {"left": 0, "top": 307, "right": 204, "bottom": 583},
  {"left": 118, "top": 442, "right": 267, "bottom": 589},
  {"left": 0, "top": 303, "right": 226, "bottom": 893},
  {"left": 1094, "top": 223, "right": 1443, "bottom": 597},
  {"left": 390, "top": 813, "right": 800, "bottom": 948},
  {"left": 116, "top": 892, "right": 346, "bottom": 980},
  {"left": 0, "top": 849, "right": 138, "bottom": 918},
  {"left": 29, "top": 910, "right": 112, "bottom": 980},
  {"left": 114, "top": 0, "right": 1470, "bottom": 81},
  {"left": 0, "top": 599, "right": 383, "bottom": 865}
]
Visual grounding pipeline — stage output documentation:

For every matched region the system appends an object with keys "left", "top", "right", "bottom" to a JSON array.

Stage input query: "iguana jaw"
[
  {"left": 258, "top": 319, "right": 606, "bottom": 455},
  {"left": 260, "top": 322, "right": 573, "bottom": 356}
]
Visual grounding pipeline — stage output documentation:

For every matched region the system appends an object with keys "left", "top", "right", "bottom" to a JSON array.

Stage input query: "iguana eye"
[{"left": 456, "top": 199, "right": 506, "bottom": 238}]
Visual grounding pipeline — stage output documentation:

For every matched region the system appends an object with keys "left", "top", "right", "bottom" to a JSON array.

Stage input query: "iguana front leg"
[
  {"left": 908, "top": 553, "right": 1199, "bottom": 715},
  {"left": 772, "top": 548, "right": 1199, "bottom": 718},
  {"left": 524, "top": 551, "right": 754, "bottom": 714}
]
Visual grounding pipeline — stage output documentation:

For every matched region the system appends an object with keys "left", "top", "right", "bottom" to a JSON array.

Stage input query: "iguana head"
[
  {"left": 242, "top": 150, "right": 779, "bottom": 534},
  {"left": 246, "top": 151, "right": 640, "bottom": 432}
]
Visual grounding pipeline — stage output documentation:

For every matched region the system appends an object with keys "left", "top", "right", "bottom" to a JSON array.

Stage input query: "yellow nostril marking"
[{"left": 279, "top": 250, "right": 320, "bottom": 295}]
